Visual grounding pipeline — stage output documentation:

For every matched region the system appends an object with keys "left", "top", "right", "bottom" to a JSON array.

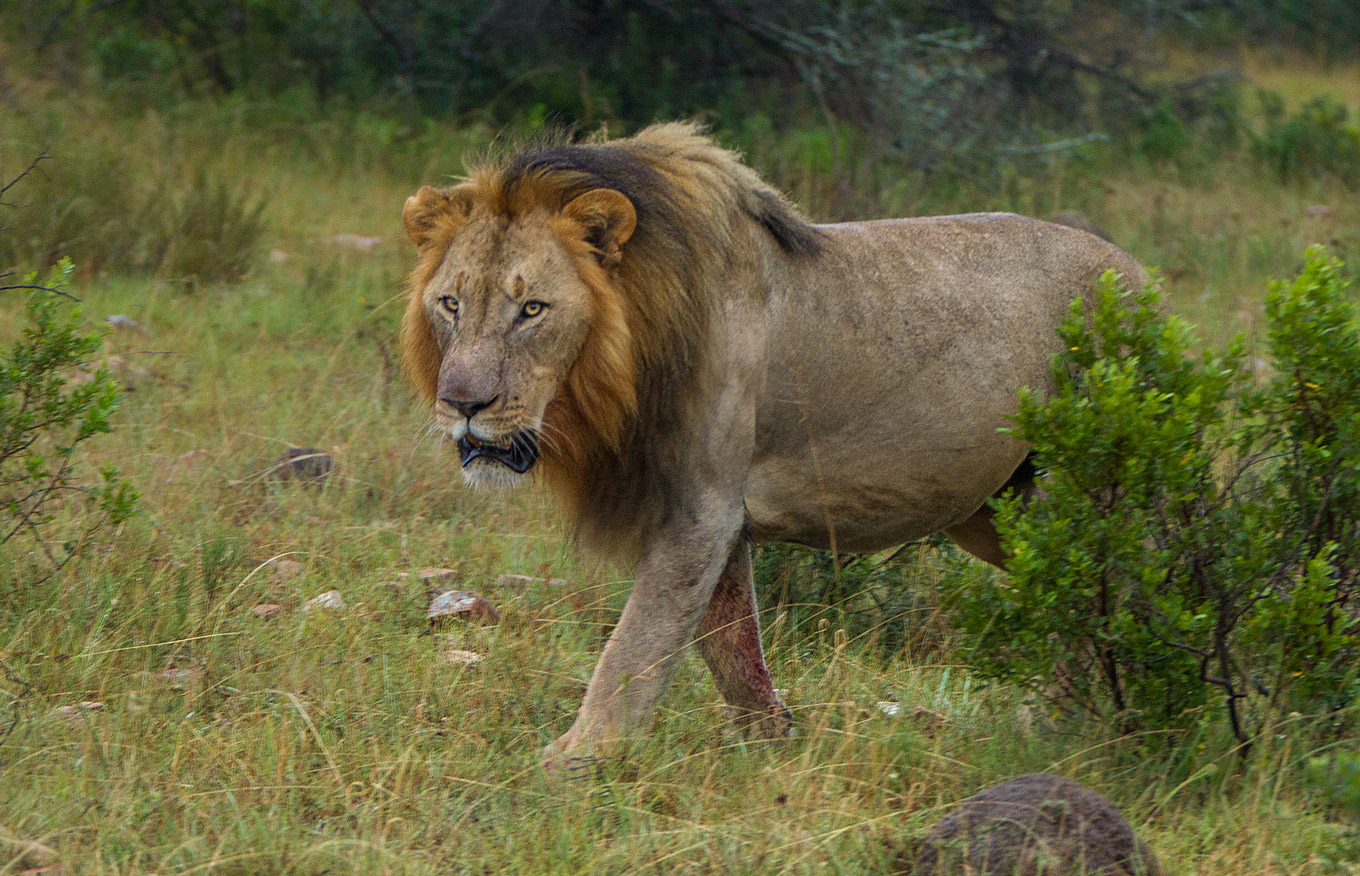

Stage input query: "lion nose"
[{"left": 445, "top": 395, "right": 498, "bottom": 420}]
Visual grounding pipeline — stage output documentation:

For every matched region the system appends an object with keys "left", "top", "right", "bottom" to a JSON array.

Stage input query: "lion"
[{"left": 400, "top": 122, "right": 1144, "bottom": 764}]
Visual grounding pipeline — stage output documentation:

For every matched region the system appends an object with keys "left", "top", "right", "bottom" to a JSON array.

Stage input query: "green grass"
[{"left": 2, "top": 61, "right": 1358, "bottom": 876}]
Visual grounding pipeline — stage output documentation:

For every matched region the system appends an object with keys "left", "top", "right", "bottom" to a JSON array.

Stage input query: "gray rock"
[
  {"left": 911, "top": 773, "right": 1166, "bottom": 876},
  {"left": 427, "top": 590, "right": 500, "bottom": 625}
]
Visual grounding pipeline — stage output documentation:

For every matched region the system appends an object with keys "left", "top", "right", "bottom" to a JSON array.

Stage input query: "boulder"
[{"left": 912, "top": 773, "right": 1165, "bottom": 876}]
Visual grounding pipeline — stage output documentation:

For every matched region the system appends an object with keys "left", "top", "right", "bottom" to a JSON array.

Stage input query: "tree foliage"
[{"left": 11, "top": 1, "right": 1247, "bottom": 177}]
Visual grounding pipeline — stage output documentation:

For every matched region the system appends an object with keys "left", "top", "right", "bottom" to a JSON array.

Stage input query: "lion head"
[{"left": 401, "top": 123, "right": 820, "bottom": 552}]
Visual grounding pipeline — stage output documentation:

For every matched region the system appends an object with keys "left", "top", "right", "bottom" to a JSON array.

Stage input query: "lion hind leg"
[
  {"left": 944, "top": 452, "right": 1043, "bottom": 570},
  {"left": 695, "top": 540, "right": 792, "bottom": 741}
]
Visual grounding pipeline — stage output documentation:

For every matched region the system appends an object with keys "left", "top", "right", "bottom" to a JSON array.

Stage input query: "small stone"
[
  {"left": 427, "top": 590, "right": 499, "bottom": 625},
  {"left": 251, "top": 603, "right": 283, "bottom": 619},
  {"left": 327, "top": 233, "right": 382, "bottom": 250},
  {"left": 268, "top": 248, "right": 290, "bottom": 262},
  {"left": 104, "top": 314, "right": 145, "bottom": 333},
  {"left": 303, "top": 589, "right": 345, "bottom": 612},
  {"left": 496, "top": 573, "right": 568, "bottom": 588},
  {"left": 443, "top": 648, "right": 484, "bottom": 666},
  {"left": 271, "top": 448, "right": 335, "bottom": 484},
  {"left": 53, "top": 701, "right": 105, "bottom": 721},
  {"left": 269, "top": 559, "right": 305, "bottom": 581},
  {"left": 876, "top": 700, "right": 901, "bottom": 717}
]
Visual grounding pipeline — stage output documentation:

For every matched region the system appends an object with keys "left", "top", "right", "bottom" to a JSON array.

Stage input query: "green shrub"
[
  {"left": 1253, "top": 93, "right": 1360, "bottom": 187},
  {"left": 951, "top": 254, "right": 1360, "bottom": 748},
  {"left": 0, "top": 260, "right": 138, "bottom": 579}
]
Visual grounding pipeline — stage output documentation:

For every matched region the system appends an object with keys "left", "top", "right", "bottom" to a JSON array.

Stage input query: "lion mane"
[{"left": 400, "top": 123, "right": 821, "bottom": 556}]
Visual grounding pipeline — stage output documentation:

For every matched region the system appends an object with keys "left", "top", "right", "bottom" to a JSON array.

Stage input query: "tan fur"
[{"left": 400, "top": 122, "right": 1145, "bottom": 762}]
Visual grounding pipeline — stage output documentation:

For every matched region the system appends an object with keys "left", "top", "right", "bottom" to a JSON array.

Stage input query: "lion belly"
[{"left": 741, "top": 212, "right": 1141, "bottom": 553}]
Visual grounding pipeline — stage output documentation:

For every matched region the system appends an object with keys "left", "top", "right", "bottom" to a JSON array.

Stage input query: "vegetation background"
[{"left": 1, "top": 1, "right": 1358, "bottom": 873}]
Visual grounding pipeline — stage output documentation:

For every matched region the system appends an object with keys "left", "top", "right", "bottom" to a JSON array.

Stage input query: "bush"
[
  {"left": 0, "top": 259, "right": 138, "bottom": 578},
  {"left": 951, "top": 254, "right": 1360, "bottom": 748},
  {"left": 1253, "top": 93, "right": 1360, "bottom": 187}
]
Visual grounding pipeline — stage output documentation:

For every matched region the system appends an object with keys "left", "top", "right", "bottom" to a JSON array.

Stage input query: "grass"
[{"left": 2, "top": 55, "right": 1358, "bottom": 876}]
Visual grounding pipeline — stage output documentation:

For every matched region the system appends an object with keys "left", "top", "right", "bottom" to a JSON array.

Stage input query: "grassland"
[{"left": 1, "top": 54, "right": 1358, "bottom": 875}]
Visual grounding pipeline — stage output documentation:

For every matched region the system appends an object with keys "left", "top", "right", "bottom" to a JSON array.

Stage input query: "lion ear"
[
  {"left": 403, "top": 185, "right": 463, "bottom": 247},
  {"left": 562, "top": 189, "right": 636, "bottom": 268}
]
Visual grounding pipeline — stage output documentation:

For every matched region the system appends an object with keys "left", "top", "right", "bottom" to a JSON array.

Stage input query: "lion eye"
[
  {"left": 438, "top": 295, "right": 459, "bottom": 316},
  {"left": 521, "top": 300, "right": 547, "bottom": 319}
]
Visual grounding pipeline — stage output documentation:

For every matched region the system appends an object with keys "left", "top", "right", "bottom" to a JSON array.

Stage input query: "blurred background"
[{"left": 2, "top": 1, "right": 1358, "bottom": 302}]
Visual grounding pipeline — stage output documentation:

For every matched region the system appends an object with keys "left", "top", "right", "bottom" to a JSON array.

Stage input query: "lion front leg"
[
  {"left": 543, "top": 516, "right": 744, "bottom": 767},
  {"left": 695, "top": 539, "right": 791, "bottom": 740}
]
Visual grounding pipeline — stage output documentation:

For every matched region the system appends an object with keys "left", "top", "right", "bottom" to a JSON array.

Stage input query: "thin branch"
[{"left": 0, "top": 152, "right": 49, "bottom": 202}]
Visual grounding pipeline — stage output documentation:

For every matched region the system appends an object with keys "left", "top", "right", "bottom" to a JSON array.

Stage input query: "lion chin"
[
  {"left": 459, "top": 459, "right": 529, "bottom": 490},
  {"left": 448, "top": 428, "right": 540, "bottom": 489}
]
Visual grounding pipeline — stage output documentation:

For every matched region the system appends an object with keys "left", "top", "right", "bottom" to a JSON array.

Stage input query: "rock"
[
  {"left": 876, "top": 701, "right": 901, "bottom": 717},
  {"left": 268, "top": 248, "right": 290, "bottom": 262},
  {"left": 1048, "top": 210, "right": 1114, "bottom": 244},
  {"left": 443, "top": 647, "right": 484, "bottom": 666},
  {"left": 303, "top": 589, "right": 345, "bottom": 612},
  {"left": 268, "top": 558, "right": 305, "bottom": 581},
  {"left": 104, "top": 314, "right": 146, "bottom": 333},
  {"left": 52, "top": 701, "right": 104, "bottom": 721},
  {"left": 911, "top": 773, "right": 1166, "bottom": 876},
  {"left": 251, "top": 603, "right": 283, "bottom": 619},
  {"left": 327, "top": 233, "right": 382, "bottom": 251},
  {"left": 270, "top": 447, "right": 334, "bottom": 484},
  {"left": 427, "top": 590, "right": 499, "bottom": 625},
  {"left": 495, "top": 573, "right": 568, "bottom": 588}
]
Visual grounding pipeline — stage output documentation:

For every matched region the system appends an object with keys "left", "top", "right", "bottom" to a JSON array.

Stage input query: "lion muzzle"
[{"left": 457, "top": 431, "right": 541, "bottom": 474}]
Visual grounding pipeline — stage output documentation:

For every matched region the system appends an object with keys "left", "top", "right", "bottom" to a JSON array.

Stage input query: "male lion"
[{"left": 400, "top": 123, "right": 1143, "bottom": 764}]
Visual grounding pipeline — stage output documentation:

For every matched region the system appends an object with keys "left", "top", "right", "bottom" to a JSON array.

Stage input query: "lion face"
[{"left": 404, "top": 186, "right": 637, "bottom": 489}]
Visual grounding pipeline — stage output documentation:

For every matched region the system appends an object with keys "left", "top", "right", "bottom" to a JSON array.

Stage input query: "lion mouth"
[{"left": 457, "top": 430, "right": 540, "bottom": 474}]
